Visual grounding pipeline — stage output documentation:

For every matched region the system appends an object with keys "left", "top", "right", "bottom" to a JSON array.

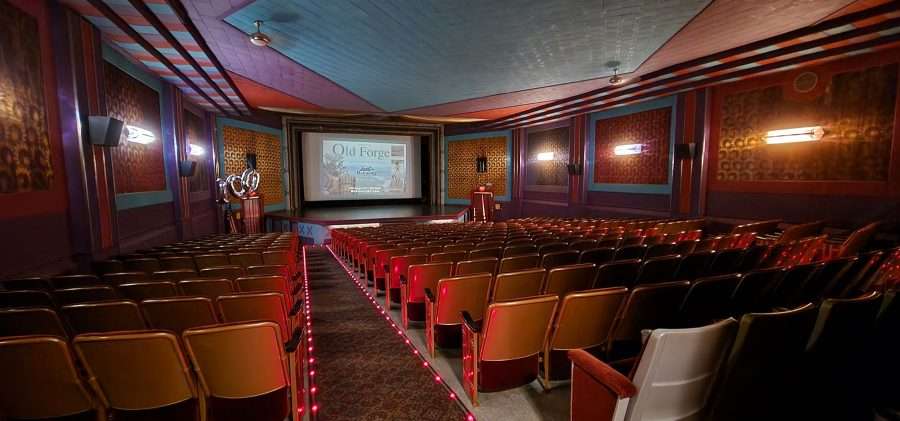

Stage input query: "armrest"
[
  {"left": 284, "top": 327, "right": 304, "bottom": 354},
  {"left": 462, "top": 311, "right": 482, "bottom": 333},
  {"left": 289, "top": 299, "right": 304, "bottom": 317},
  {"left": 568, "top": 350, "right": 636, "bottom": 398},
  {"left": 384, "top": 264, "right": 390, "bottom": 273},
  {"left": 400, "top": 274, "right": 407, "bottom": 285},
  {"left": 424, "top": 288, "right": 434, "bottom": 303}
]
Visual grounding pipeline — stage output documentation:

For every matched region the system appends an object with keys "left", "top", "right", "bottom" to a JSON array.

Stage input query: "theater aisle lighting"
[
  {"left": 325, "top": 245, "right": 476, "bottom": 421},
  {"left": 188, "top": 144, "right": 205, "bottom": 156},
  {"left": 125, "top": 125, "right": 155, "bottom": 144},
  {"left": 614, "top": 143, "right": 643, "bottom": 156},
  {"left": 765, "top": 126, "right": 825, "bottom": 144},
  {"left": 302, "top": 246, "right": 319, "bottom": 420},
  {"left": 536, "top": 152, "right": 555, "bottom": 161}
]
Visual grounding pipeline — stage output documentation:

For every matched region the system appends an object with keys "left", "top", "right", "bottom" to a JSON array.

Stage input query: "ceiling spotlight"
[
  {"left": 608, "top": 67, "right": 624, "bottom": 85},
  {"left": 249, "top": 20, "right": 271, "bottom": 47}
]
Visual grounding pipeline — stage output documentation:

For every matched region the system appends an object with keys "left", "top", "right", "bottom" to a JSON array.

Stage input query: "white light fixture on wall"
[
  {"left": 614, "top": 144, "right": 643, "bottom": 156},
  {"left": 536, "top": 152, "right": 555, "bottom": 161},
  {"left": 189, "top": 144, "right": 205, "bottom": 156},
  {"left": 765, "top": 126, "right": 825, "bottom": 144},
  {"left": 125, "top": 125, "right": 155, "bottom": 144}
]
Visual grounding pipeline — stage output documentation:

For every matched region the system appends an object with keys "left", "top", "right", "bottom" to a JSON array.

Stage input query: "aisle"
[{"left": 304, "top": 247, "right": 471, "bottom": 421}]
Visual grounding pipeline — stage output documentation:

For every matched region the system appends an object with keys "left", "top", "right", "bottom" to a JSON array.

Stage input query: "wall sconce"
[
  {"left": 125, "top": 125, "right": 156, "bottom": 144},
  {"left": 88, "top": 116, "right": 125, "bottom": 147},
  {"left": 614, "top": 144, "right": 643, "bottom": 156},
  {"left": 536, "top": 152, "right": 555, "bottom": 161},
  {"left": 189, "top": 144, "right": 205, "bottom": 156},
  {"left": 765, "top": 126, "right": 825, "bottom": 144}
]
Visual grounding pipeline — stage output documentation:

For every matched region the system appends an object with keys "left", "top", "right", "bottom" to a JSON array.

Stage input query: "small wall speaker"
[
  {"left": 475, "top": 157, "right": 488, "bottom": 173},
  {"left": 88, "top": 116, "right": 125, "bottom": 147},
  {"left": 245, "top": 153, "right": 258, "bottom": 170},
  {"left": 179, "top": 160, "right": 197, "bottom": 177},
  {"left": 566, "top": 163, "right": 583, "bottom": 175},
  {"left": 674, "top": 143, "right": 696, "bottom": 160}
]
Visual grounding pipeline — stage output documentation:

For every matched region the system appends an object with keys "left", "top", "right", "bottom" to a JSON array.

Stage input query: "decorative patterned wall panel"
[
  {"left": 185, "top": 110, "right": 208, "bottom": 193},
  {"left": 525, "top": 126, "right": 569, "bottom": 189},
  {"left": 594, "top": 107, "right": 671, "bottom": 185},
  {"left": 105, "top": 62, "right": 165, "bottom": 194},
  {"left": 0, "top": 0, "right": 53, "bottom": 194},
  {"left": 446, "top": 136, "right": 508, "bottom": 200},
  {"left": 715, "top": 63, "right": 897, "bottom": 182},
  {"left": 222, "top": 125, "right": 284, "bottom": 205}
]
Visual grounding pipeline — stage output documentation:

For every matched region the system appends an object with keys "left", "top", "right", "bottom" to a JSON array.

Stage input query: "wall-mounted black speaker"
[
  {"left": 475, "top": 157, "right": 488, "bottom": 173},
  {"left": 179, "top": 160, "right": 197, "bottom": 177},
  {"left": 674, "top": 143, "right": 697, "bottom": 160},
  {"left": 245, "top": 153, "right": 258, "bottom": 170},
  {"left": 88, "top": 116, "right": 125, "bottom": 147},
  {"left": 566, "top": 163, "right": 583, "bottom": 175}
]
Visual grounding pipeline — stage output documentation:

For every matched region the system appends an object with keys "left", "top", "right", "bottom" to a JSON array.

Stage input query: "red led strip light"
[{"left": 302, "top": 246, "right": 320, "bottom": 419}]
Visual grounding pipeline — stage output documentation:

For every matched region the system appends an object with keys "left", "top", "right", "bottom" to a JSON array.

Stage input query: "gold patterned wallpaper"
[
  {"left": 222, "top": 125, "right": 284, "bottom": 205},
  {"left": 446, "top": 136, "right": 508, "bottom": 200},
  {"left": 0, "top": 0, "right": 52, "bottom": 194},
  {"left": 716, "top": 63, "right": 897, "bottom": 182}
]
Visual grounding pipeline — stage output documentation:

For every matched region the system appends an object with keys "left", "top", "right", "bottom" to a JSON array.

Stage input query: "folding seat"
[
  {"left": 455, "top": 257, "right": 498, "bottom": 276},
  {"left": 795, "top": 256, "right": 856, "bottom": 304},
  {"left": 634, "top": 255, "right": 682, "bottom": 286},
  {"left": 578, "top": 247, "right": 616, "bottom": 267},
  {"left": 152, "top": 269, "right": 198, "bottom": 282},
  {"left": 410, "top": 245, "right": 443, "bottom": 256},
  {"left": 461, "top": 295, "right": 559, "bottom": 405},
  {"left": 103, "top": 271, "right": 150, "bottom": 286},
  {"left": 428, "top": 239, "right": 455, "bottom": 247},
  {"left": 0, "top": 336, "right": 100, "bottom": 420},
  {"left": 540, "top": 250, "right": 580, "bottom": 270},
  {"left": 644, "top": 242, "right": 675, "bottom": 259},
  {"left": 0, "top": 289, "right": 54, "bottom": 309},
  {"left": 386, "top": 254, "right": 429, "bottom": 309},
  {"left": 705, "top": 304, "right": 818, "bottom": 420},
  {"left": 672, "top": 239, "right": 699, "bottom": 256},
  {"left": 737, "top": 244, "right": 769, "bottom": 272},
  {"left": 678, "top": 274, "right": 742, "bottom": 327},
  {"left": 199, "top": 265, "right": 245, "bottom": 280},
  {"left": 503, "top": 244, "right": 537, "bottom": 257},
  {"left": 235, "top": 275, "right": 296, "bottom": 306},
  {"left": 429, "top": 251, "right": 467, "bottom": 264},
  {"left": 216, "top": 292, "right": 299, "bottom": 345},
  {"left": 533, "top": 236, "right": 559, "bottom": 246},
  {"left": 729, "top": 267, "right": 785, "bottom": 316},
  {"left": 468, "top": 247, "right": 502, "bottom": 259},
  {"left": 706, "top": 248, "right": 746, "bottom": 276},
  {"left": 673, "top": 250, "right": 715, "bottom": 281},
  {"left": 124, "top": 258, "right": 161, "bottom": 273},
  {"left": 93, "top": 259, "right": 125, "bottom": 275},
  {"left": 594, "top": 259, "right": 641, "bottom": 289},
  {"left": 475, "top": 241, "right": 504, "bottom": 250},
  {"left": 606, "top": 281, "right": 691, "bottom": 361},
  {"left": 401, "top": 262, "right": 453, "bottom": 328},
  {"left": 246, "top": 264, "right": 290, "bottom": 278},
  {"left": 159, "top": 256, "right": 197, "bottom": 271},
  {"left": 119, "top": 282, "right": 179, "bottom": 301},
  {"left": 538, "top": 242, "right": 569, "bottom": 255},
  {"left": 424, "top": 273, "right": 491, "bottom": 356},
  {"left": 541, "top": 288, "right": 628, "bottom": 388},
  {"left": 543, "top": 263, "right": 598, "bottom": 299},
  {"left": 61, "top": 300, "right": 147, "bottom": 334},
  {"left": 73, "top": 331, "right": 200, "bottom": 420},
  {"left": 619, "top": 236, "right": 644, "bottom": 247},
  {"left": 54, "top": 286, "right": 117, "bottom": 306},
  {"left": 50, "top": 274, "right": 104, "bottom": 289},
  {"left": 498, "top": 254, "right": 541, "bottom": 274},
  {"left": 505, "top": 238, "right": 534, "bottom": 247},
  {"left": 597, "top": 237, "right": 622, "bottom": 249},
  {"left": 374, "top": 248, "right": 407, "bottom": 293},
  {"left": 569, "top": 239, "right": 598, "bottom": 251},
  {"left": 834, "top": 221, "right": 880, "bottom": 258},
  {"left": 0, "top": 307, "right": 68, "bottom": 338},
  {"left": 614, "top": 245, "right": 648, "bottom": 262},
  {"left": 0, "top": 276, "right": 50, "bottom": 291},
  {"left": 262, "top": 249, "right": 293, "bottom": 266},
  {"left": 141, "top": 297, "right": 219, "bottom": 335},
  {"left": 194, "top": 253, "right": 231, "bottom": 270},
  {"left": 360, "top": 242, "right": 387, "bottom": 283},
  {"left": 491, "top": 268, "right": 546, "bottom": 302},
  {"left": 178, "top": 279, "right": 235, "bottom": 299},
  {"left": 229, "top": 252, "right": 264, "bottom": 268},
  {"left": 443, "top": 243, "right": 474, "bottom": 252},
  {"left": 833, "top": 249, "right": 888, "bottom": 298},
  {"left": 768, "top": 262, "right": 822, "bottom": 308}
]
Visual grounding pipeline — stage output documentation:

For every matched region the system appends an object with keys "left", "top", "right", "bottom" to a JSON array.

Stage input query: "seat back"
[
  {"left": 194, "top": 254, "right": 231, "bottom": 270},
  {"left": 262, "top": 250, "right": 292, "bottom": 266},
  {"left": 579, "top": 247, "right": 616, "bottom": 266},
  {"left": 541, "top": 250, "right": 580, "bottom": 270},
  {"left": 635, "top": 255, "right": 682, "bottom": 286},
  {"left": 62, "top": 300, "right": 146, "bottom": 334},
  {"left": 124, "top": 258, "right": 161, "bottom": 273},
  {"left": 0, "top": 336, "right": 95, "bottom": 419},
  {"left": 435, "top": 274, "right": 492, "bottom": 324},
  {"left": 152, "top": 269, "right": 198, "bottom": 282},
  {"left": 410, "top": 246, "right": 443, "bottom": 256},
  {"left": 771, "top": 262, "right": 821, "bottom": 308},
  {"left": 491, "top": 268, "right": 546, "bottom": 302},
  {"left": 679, "top": 274, "right": 742, "bottom": 327},
  {"left": 806, "top": 291, "right": 882, "bottom": 356},
  {"left": 74, "top": 331, "right": 196, "bottom": 411},
  {"left": 159, "top": 256, "right": 197, "bottom": 271},
  {"left": 0, "top": 289, "right": 54, "bottom": 309},
  {"left": 543, "top": 263, "right": 598, "bottom": 299},
  {"left": 626, "top": 318, "right": 738, "bottom": 421},
  {"left": 777, "top": 220, "right": 824, "bottom": 244},
  {"left": 0, "top": 307, "right": 68, "bottom": 338},
  {"left": 229, "top": 252, "right": 264, "bottom": 268},
  {"left": 183, "top": 322, "right": 288, "bottom": 405},
  {"left": 645, "top": 243, "right": 676, "bottom": 259},
  {"left": 94, "top": 259, "right": 125, "bottom": 275},
  {"left": 707, "top": 248, "right": 746, "bottom": 276},
  {"left": 235, "top": 275, "right": 291, "bottom": 298},
  {"left": 469, "top": 247, "right": 502, "bottom": 259},
  {"left": 455, "top": 257, "right": 498, "bottom": 276},
  {"left": 614, "top": 244, "right": 647, "bottom": 261},
  {"left": 730, "top": 267, "right": 785, "bottom": 315},
  {"left": 504, "top": 244, "right": 538, "bottom": 257},
  {"left": 569, "top": 239, "right": 599, "bottom": 252},
  {"left": 738, "top": 244, "right": 769, "bottom": 272},
  {"left": 549, "top": 287, "right": 628, "bottom": 350},
  {"left": 50, "top": 274, "right": 103, "bottom": 289},
  {"left": 199, "top": 265, "right": 244, "bottom": 280},
  {"left": 104, "top": 271, "right": 151, "bottom": 286},
  {"left": 142, "top": 297, "right": 219, "bottom": 335},
  {"left": 836, "top": 221, "right": 880, "bottom": 258},
  {"left": 429, "top": 251, "right": 467, "bottom": 264},
  {"left": 375, "top": 248, "right": 408, "bottom": 279},
  {"left": 1, "top": 277, "right": 50, "bottom": 291},
  {"left": 443, "top": 243, "right": 474, "bottom": 253},
  {"left": 538, "top": 242, "right": 569, "bottom": 255},
  {"left": 178, "top": 279, "right": 235, "bottom": 298},
  {"left": 594, "top": 259, "right": 641, "bottom": 289},
  {"left": 674, "top": 251, "right": 715, "bottom": 281},
  {"left": 119, "top": 282, "right": 179, "bottom": 301},
  {"left": 246, "top": 264, "right": 289, "bottom": 277},
  {"left": 609, "top": 281, "right": 691, "bottom": 347},
  {"left": 407, "top": 262, "right": 454, "bottom": 304},
  {"left": 798, "top": 256, "right": 856, "bottom": 303},
  {"left": 390, "top": 254, "right": 429, "bottom": 289},
  {"left": 54, "top": 286, "right": 118, "bottom": 306},
  {"left": 480, "top": 295, "right": 559, "bottom": 361},
  {"left": 498, "top": 254, "right": 541, "bottom": 274},
  {"left": 216, "top": 292, "right": 290, "bottom": 340}
]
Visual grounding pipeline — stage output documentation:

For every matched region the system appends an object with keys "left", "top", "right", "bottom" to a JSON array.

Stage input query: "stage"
[{"left": 266, "top": 204, "right": 469, "bottom": 244}]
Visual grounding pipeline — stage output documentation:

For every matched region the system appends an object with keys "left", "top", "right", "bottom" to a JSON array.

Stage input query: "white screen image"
[{"left": 302, "top": 132, "right": 421, "bottom": 201}]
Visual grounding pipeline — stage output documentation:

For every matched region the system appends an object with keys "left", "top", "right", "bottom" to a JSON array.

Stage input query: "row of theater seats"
[
  {"left": 0, "top": 233, "right": 307, "bottom": 421},
  {"left": 331, "top": 219, "right": 899, "bottom": 411}
]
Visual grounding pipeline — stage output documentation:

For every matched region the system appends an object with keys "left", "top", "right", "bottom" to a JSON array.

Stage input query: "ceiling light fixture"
[
  {"left": 765, "top": 126, "right": 825, "bottom": 144},
  {"left": 608, "top": 67, "right": 624, "bottom": 85},
  {"left": 614, "top": 144, "right": 643, "bottom": 156},
  {"left": 249, "top": 20, "right": 271, "bottom": 47}
]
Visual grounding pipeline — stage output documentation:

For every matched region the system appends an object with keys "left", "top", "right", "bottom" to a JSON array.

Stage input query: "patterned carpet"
[{"left": 305, "top": 248, "right": 470, "bottom": 421}]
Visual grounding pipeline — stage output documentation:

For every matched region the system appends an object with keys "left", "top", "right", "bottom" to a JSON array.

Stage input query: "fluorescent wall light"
[
  {"left": 614, "top": 144, "right": 643, "bottom": 156},
  {"left": 125, "top": 125, "right": 155, "bottom": 144},
  {"left": 536, "top": 152, "right": 555, "bottom": 161},
  {"left": 189, "top": 144, "right": 205, "bottom": 156},
  {"left": 765, "top": 126, "right": 824, "bottom": 144}
]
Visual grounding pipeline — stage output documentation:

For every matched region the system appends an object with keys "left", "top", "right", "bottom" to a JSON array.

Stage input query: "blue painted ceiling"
[{"left": 225, "top": 0, "right": 710, "bottom": 112}]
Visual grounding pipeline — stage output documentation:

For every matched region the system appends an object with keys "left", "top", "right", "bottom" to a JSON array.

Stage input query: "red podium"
[
  {"left": 240, "top": 195, "right": 264, "bottom": 234},
  {"left": 470, "top": 186, "right": 495, "bottom": 222}
]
